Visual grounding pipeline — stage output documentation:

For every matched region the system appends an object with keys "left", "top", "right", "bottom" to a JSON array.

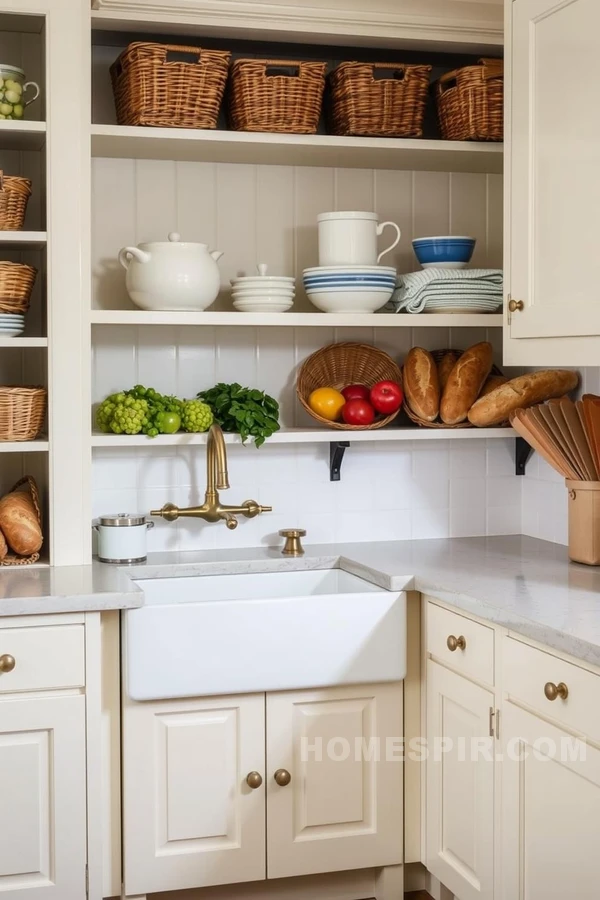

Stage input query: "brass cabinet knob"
[
  {"left": 544, "top": 681, "right": 568, "bottom": 701},
  {"left": 508, "top": 299, "right": 524, "bottom": 313},
  {"left": 273, "top": 768, "right": 292, "bottom": 786},
  {"left": 279, "top": 529, "right": 306, "bottom": 556},
  {"left": 447, "top": 635, "right": 466, "bottom": 652},
  {"left": 0, "top": 654, "right": 15, "bottom": 673},
  {"left": 246, "top": 771, "right": 263, "bottom": 789}
]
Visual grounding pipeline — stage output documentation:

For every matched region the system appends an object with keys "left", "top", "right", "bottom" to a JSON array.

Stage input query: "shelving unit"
[
  {"left": 0, "top": 439, "right": 49, "bottom": 452},
  {"left": 0, "top": 231, "right": 47, "bottom": 247},
  {"left": 91, "top": 310, "right": 503, "bottom": 328},
  {"left": 0, "top": 337, "right": 48, "bottom": 347},
  {"left": 0, "top": 120, "right": 46, "bottom": 150},
  {"left": 91, "top": 124, "right": 503, "bottom": 174}
]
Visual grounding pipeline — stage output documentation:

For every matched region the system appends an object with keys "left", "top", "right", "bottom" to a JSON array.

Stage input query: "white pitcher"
[{"left": 317, "top": 211, "right": 401, "bottom": 266}]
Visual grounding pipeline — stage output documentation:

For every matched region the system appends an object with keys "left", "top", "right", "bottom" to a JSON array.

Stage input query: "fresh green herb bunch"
[{"left": 198, "top": 383, "right": 280, "bottom": 447}]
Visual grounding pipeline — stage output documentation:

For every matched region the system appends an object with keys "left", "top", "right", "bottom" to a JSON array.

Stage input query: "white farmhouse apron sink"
[{"left": 124, "top": 568, "right": 406, "bottom": 701}]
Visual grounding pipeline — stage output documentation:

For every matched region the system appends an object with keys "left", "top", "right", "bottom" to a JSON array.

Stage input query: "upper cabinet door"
[
  {"left": 509, "top": 0, "right": 600, "bottom": 340},
  {"left": 266, "top": 682, "right": 403, "bottom": 880}
]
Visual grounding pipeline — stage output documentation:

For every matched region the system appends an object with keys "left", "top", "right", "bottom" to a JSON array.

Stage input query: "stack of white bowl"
[
  {"left": 231, "top": 264, "right": 295, "bottom": 313},
  {"left": 303, "top": 211, "right": 399, "bottom": 314},
  {"left": 0, "top": 312, "right": 25, "bottom": 337}
]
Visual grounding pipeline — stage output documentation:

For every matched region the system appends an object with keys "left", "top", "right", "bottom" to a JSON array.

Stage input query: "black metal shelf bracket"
[
  {"left": 329, "top": 441, "right": 350, "bottom": 481},
  {"left": 515, "top": 437, "right": 534, "bottom": 476}
]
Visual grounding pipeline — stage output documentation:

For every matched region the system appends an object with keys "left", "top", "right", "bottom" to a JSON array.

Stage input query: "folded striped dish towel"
[{"left": 387, "top": 268, "right": 503, "bottom": 314}]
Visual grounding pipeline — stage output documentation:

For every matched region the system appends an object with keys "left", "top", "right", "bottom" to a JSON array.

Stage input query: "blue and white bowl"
[
  {"left": 412, "top": 236, "right": 475, "bottom": 269},
  {"left": 303, "top": 265, "right": 396, "bottom": 288}
]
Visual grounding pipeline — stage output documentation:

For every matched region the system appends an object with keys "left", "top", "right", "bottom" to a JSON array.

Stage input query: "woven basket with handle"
[
  {"left": 403, "top": 348, "right": 504, "bottom": 428},
  {"left": 0, "top": 172, "right": 32, "bottom": 231},
  {"left": 0, "top": 386, "right": 47, "bottom": 441},
  {"left": 0, "top": 475, "right": 42, "bottom": 566},
  {"left": 228, "top": 59, "right": 327, "bottom": 134},
  {"left": 110, "top": 42, "right": 231, "bottom": 129},
  {"left": 435, "top": 58, "right": 503, "bottom": 142},
  {"left": 297, "top": 342, "right": 403, "bottom": 430},
  {"left": 0, "top": 262, "right": 37, "bottom": 314},
  {"left": 329, "top": 62, "right": 432, "bottom": 137}
]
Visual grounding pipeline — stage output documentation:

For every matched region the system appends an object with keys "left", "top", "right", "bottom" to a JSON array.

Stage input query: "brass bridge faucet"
[{"left": 151, "top": 423, "right": 272, "bottom": 530}]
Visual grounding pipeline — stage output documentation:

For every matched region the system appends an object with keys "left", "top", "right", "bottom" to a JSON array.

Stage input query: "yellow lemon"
[{"left": 308, "top": 387, "right": 346, "bottom": 421}]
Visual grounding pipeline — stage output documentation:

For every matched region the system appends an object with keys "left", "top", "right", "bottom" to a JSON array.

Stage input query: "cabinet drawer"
[
  {"left": 0, "top": 624, "right": 85, "bottom": 692},
  {"left": 503, "top": 637, "right": 600, "bottom": 744},
  {"left": 426, "top": 602, "right": 494, "bottom": 685}
]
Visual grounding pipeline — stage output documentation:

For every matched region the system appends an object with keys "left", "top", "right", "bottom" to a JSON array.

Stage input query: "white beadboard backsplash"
[{"left": 90, "top": 155, "right": 519, "bottom": 552}]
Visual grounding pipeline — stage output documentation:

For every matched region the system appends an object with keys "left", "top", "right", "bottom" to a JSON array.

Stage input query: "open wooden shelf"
[
  {"left": 91, "top": 427, "right": 515, "bottom": 448},
  {"left": 91, "top": 310, "right": 503, "bottom": 328},
  {"left": 0, "top": 337, "right": 48, "bottom": 347},
  {"left": 91, "top": 124, "right": 504, "bottom": 174},
  {"left": 0, "top": 439, "right": 49, "bottom": 452},
  {"left": 0, "top": 120, "right": 46, "bottom": 151},
  {"left": 0, "top": 231, "right": 47, "bottom": 248}
]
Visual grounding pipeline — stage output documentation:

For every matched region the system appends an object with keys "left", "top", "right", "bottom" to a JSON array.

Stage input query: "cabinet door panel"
[
  {"left": 502, "top": 702, "right": 600, "bottom": 900},
  {"left": 426, "top": 660, "right": 494, "bottom": 900},
  {"left": 123, "top": 693, "right": 265, "bottom": 895},
  {"left": 266, "top": 682, "right": 403, "bottom": 879},
  {"left": 510, "top": 0, "right": 600, "bottom": 339},
  {"left": 0, "top": 695, "right": 86, "bottom": 900}
]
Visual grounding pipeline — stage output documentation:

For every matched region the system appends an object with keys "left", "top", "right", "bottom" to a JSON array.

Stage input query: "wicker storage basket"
[
  {"left": 297, "top": 342, "right": 403, "bottom": 430},
  {"left": 329, "top": 62, "right": 432, "bottom": 137},
  {"left": 0, "top": 386, "right": 46, "bottom": 441},
  {"left": 229, "top": 59, "right": 326, "bottom": 134},
  {"left": 110, "top": 42, "right": 231, "bottom": 129},
  {"left": 403, "top": 349, "right": 504, "bottom": 428},
  {"left": 0, "top": 475, "right": 42, "bottom": 566},
  {"left": 0, "top": 262, "right": 37, "bottom": 314},
  {"left": 435, "top": 58, "right": 503, "bottom": 142},
  {"left": 0, "top": 172, "right": 32, "bottom": 231}
]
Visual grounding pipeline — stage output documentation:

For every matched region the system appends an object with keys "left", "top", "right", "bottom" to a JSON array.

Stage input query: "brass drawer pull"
[
  {"left": 274, "top": 768, "right": 291, "bottom": 786},
  {"left": 447, "top": 635, "right": 466, "bottom": 652},
  {"left": 508, "top": 299, "right": 524, "bottom": 312},
  {"left": 246, "top": 771, "right": 263, "bottom": 789},
  {"left": 544, "top": 681, "right": 568, "bottom": 701},
  {"left": 0, "top": 654, "right": 15, "bottom": 673}
]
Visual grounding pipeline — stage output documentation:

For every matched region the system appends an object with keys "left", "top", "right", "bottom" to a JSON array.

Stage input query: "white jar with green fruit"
[{"left": 0, "top": 65, "right": 40, "bottom": 120}]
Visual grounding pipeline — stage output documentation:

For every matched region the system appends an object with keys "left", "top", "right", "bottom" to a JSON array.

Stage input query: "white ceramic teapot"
[{"left": 118, "top": 232, "right": 224, "bottom": 311}]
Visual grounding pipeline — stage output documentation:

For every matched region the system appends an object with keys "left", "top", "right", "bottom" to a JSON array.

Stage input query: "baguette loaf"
[
  {"left": 437, "top": 350, "right": 461, "bottom": 393},
  {"left": 440, "top": 342, "right": 493, "bottom": 425},
  {"left": 468, "top": 369, "right": 580, "bottom": 427},
  {"left": 0, "top": 528, "right": 7, "bottom": 561},
  {"left": 0, "top": 490, "right": 43, "bottom": 555},
  {"left": 403, "top": 347, "right": 440, "bottom": 422},
  {"left": 479, "top": 374, "right": 508, "bottom": 398}
]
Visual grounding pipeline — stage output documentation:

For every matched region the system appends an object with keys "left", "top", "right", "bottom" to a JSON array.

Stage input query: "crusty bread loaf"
[
  {"left": 437, "top": 350, "right": 461, "bottom": 393},
  {"left": 440, "top": 342, "right": 493, "bottom": 425},
  {"left": 0, "top": 528, "right": 7, "bottom": 561},
  {"left": 403, "top": 347, "right": 440, "bottom": 422},
  {"left": 479, "top": 374, "right": 508, "bottom": 398},
  {"left": 468, "top": 369, "right": 580, "bottom": 427},
  {"left": 0, "top": 490, "right": 43, "bottom": 555}
]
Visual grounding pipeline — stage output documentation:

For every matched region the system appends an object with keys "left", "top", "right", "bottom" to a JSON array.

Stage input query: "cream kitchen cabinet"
[
  {"left": 0, "top": 621, "right": 88, "bottom": 900},
  {"left": 122, "top": 682, "right": 403, "bottom": 896},
  {"left": 505, "top": 0, "right": 600, "bottom": 365},
  {"left": 425, "top": 601, "right": 497, "bottom": 900}
]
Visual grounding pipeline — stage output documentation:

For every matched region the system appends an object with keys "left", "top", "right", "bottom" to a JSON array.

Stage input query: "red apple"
[
  {"left": 342, "top": 383, "right": 370, "bottom": 402},
  {"left": 342, "top": 398, "right": 375, "bottom": 426},
  {"left": 370, "top": 380, "right": 403, "bottom": 415}
]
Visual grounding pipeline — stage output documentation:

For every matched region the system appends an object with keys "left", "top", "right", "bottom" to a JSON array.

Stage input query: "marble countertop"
[{"left": 1, "top": 536, "right": 600, "bottom": 666}]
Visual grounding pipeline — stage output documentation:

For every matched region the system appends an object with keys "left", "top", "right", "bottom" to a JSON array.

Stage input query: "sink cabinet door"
[
  {"left": 426, "top": 660, "right": 495, "bottom": 900},
  {"left": 266, "top": 682, "right": 403, "bottom": 879},
  {"left": 123, "top": 693, "right": 266, "bottom": 895},
  {"left": 502, "top": 702, "right": 600, "bottom": 900}
]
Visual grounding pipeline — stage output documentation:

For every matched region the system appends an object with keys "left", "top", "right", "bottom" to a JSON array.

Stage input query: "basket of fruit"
[{"left": 297, "top": 342, "right": 403, "bottom": 430}]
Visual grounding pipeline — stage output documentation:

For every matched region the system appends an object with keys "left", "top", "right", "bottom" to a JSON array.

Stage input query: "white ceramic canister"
[
  {"left": 317, "top": 211, "right": 401, "bottom": 266},
  {"left": 94, "top": 514, "right": 154, "bottom": 564}
]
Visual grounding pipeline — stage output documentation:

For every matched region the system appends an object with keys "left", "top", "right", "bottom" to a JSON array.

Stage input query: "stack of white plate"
[
  {"left": 303, "top": 266, "right": 396, "bottom": 313},
  {"left": 0, "top": 313, "right": 25, "bottom": 337},
  {"left": 231, "top": 264, "right": 295, "bottom": 313}
]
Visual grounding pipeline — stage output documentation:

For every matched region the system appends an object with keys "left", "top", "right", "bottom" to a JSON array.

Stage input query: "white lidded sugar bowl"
[
  {"left": 118, "top": 231, "right": 224, "bottom": 311},
  {"left": 94, "top": 513, "right": 154, "bottom": 564}
]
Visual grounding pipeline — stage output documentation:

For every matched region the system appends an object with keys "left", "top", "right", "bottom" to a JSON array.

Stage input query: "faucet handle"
[
  {"left": 279, "top": 529, "right": 306, "bottom": 556},
  {"left": 241, "top": 500, "right": 272, "bottom": 518}
]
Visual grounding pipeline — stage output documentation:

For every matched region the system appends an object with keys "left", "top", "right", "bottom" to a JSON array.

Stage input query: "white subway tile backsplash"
[
  {"left": 412, "top": 507, "right": 450, "bottom": 540},
  {"left": 450, "top": 504, "right": 486, "bottom": 538}
]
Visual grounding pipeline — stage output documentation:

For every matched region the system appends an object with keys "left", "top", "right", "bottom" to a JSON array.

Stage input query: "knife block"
[{"left": 566, "top": 480, "right": 600, "bottom": 565}]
